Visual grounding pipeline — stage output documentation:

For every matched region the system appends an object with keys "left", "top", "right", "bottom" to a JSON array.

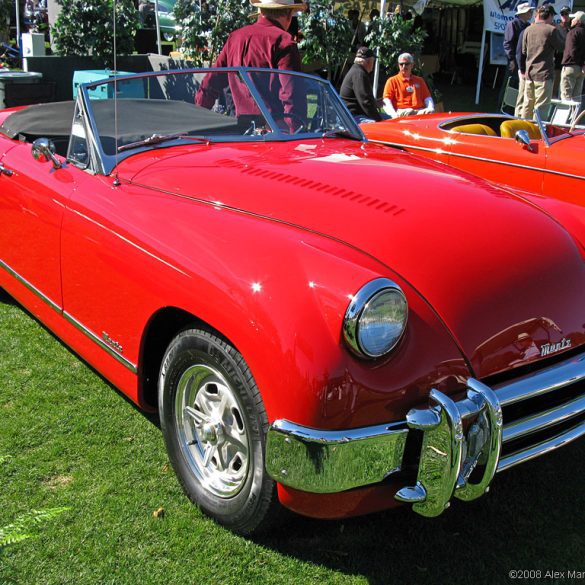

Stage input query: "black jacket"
[
  {"left": 340, "top": 64, "right": 381, "bottom": 121},
  {"left": 562, "top": 23, "right": 585, "bottom": 67}
]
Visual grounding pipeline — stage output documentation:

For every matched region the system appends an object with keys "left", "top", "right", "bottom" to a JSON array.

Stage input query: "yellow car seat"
[
  {"left": 500, "top": 120, "right": 540, "bottom": 140},
  {"left": 450, "top": 123, "right": 497, "bottom": 136}
]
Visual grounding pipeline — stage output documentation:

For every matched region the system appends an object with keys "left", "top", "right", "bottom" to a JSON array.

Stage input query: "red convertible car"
[
  {"left": 1, "top": 69, "right": 585, "bottom": 534},
  {"left": 361, "top": 112, "right": 585, "bottom": 239}
]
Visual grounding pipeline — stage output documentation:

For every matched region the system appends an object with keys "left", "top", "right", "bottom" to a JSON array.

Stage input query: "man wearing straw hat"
[{"left": 196, "top": 0, "right": 307, "bottom": 125}]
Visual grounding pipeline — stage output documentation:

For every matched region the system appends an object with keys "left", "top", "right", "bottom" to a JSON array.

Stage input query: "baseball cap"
[
  {"left": 569, "top": 10, "right": 585, "bottom": 21},
  {"left": 560, "top": 5, "right": 571, "bottom": 13},
  {"left": 356, "top": 46, "right": 376, "bottom": 59}
]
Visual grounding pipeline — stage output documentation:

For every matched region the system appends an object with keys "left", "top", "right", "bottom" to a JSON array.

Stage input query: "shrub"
[
  {"left": 174, "top": 0, "right": 254, "bottom": 66},
  {"left": 51, "top": 0, "right": 139, "bottom": 66}
]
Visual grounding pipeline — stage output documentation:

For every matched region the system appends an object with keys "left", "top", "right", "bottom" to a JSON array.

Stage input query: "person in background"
[
  {"left": 348, "top": 8, "right": 367, "bottom": 51},
  {"left": 502, "top": 1, "right": 533, "bottom": 94},
  {"left": 340, "top": 46, "right": 385, "bottom": 123},
  {"left": 196, "top": 0, "right": 306, "bottom": 125},
  {"left": 367, "top": 8, "right": 380, "bottom": 34},
  {"left": 560, "top": 10, "right": 585, "bottom": 101},
  {"left": 382, "top": 52, "right": 435, "bottom": 117},
  {"left": 554, "top": 5, "right": 572, "bottom": 95},
  {"left": 520, "top": 4, "right": 565, "bottom": 119}
]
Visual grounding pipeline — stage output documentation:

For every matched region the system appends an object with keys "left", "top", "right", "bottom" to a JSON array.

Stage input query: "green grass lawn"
[{"left": 0, "top": 288, "right": 583, "bottom": 585}]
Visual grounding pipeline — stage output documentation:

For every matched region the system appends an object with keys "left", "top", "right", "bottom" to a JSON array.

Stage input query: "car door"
[
  {"left": 0, "top": 140, "right": 76, "bottom": 308},
  {"left": 445, "top": 132, "right": 545, "bottom": 194},
  {"left": 542, "top": 136, "right": 585, "bottom": 205}
]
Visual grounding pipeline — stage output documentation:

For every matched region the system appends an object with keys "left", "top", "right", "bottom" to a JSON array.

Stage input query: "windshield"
[{"left": 75, "top": 68, "right": 364, "bottom": 174}]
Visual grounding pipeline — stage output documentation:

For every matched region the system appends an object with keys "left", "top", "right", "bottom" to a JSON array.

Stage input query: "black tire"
[{"left": 158, "top": 327, "right": 281, "bottom": 534}]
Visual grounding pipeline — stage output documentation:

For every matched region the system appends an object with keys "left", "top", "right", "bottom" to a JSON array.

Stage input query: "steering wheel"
[{"left": 280, "top": 113, "right": 306, "bottom": 134}]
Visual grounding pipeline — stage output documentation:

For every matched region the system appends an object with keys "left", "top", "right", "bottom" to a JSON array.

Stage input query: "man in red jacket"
[{"left": 196, "top": 0, "right": 306, "bottom": 125}]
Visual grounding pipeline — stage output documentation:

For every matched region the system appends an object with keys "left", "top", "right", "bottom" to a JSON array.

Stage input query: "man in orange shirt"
[{"left": 382, "top": 52, "right": 435, "bottom": 117}]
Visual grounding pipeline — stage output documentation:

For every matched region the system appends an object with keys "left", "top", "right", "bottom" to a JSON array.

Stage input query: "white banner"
[{"left": 482, "top": 0, "right": 572, "bottom": 34}]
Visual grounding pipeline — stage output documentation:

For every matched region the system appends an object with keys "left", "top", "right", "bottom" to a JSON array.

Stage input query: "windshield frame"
[{"left": 74, "top": 67, "right": 365, "bottom": 176}]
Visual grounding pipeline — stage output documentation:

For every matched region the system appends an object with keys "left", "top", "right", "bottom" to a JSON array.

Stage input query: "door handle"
[{"left": 0, "top": 163, "right": 13, "bottom": 176}]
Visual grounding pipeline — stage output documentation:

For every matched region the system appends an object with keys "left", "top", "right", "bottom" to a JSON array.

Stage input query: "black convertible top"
[
  {"left": 0, "top": 101, "right": 75, "bottom": 140},
  {"left": 0, "top": 99, "right": 240, "bottom": 149}
]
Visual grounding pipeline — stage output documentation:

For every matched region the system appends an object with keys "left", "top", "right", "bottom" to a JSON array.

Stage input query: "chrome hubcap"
[{"left": 175, "top": 364, "right": 250, "bottom": 498}]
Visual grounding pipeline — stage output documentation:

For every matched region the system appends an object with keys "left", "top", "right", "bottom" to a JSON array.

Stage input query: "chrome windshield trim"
[
  {"left": 0, "top": 258, "right": 137, "bottom": 374},
  {"left": 0, "top": 258, "right": 61, "bottom": 313},
  {"left": 78, "top": 67, "right": 365, "bottom": 176}
]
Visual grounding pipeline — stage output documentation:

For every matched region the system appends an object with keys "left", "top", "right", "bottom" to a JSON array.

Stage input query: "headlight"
[{"left": 343, "top": 278, "right": 408, "bottom": 359}]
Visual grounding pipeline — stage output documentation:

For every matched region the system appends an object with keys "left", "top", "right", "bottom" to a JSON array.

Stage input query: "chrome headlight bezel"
[{"left": 343, "top": 278, "right": 408, "bottom": 359}]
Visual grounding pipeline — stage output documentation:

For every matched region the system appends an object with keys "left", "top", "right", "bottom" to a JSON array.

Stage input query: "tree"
[
  {"left": 0, "top": 0, "right": 11, "bottom": 44},
  {"left": 365, "top": 14, "right": 427, "bottom": 76},
  {"left": 51, "top": 0, "right": 138, "bottom": 66},
  {"left": 174, "top": 0, "right": 254, "bottom": 67},
  {"left": 297, "top": 0, "right": 352, "bottom": 86}
]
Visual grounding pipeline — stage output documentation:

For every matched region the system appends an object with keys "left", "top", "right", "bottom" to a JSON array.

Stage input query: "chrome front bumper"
[{"left": 265, "top": 352, "right": 585, "bottom": 516}]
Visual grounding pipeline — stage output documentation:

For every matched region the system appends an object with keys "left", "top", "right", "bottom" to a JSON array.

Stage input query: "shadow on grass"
[{"left": 254, "top": 440, "right": 584, "bottom": 584}]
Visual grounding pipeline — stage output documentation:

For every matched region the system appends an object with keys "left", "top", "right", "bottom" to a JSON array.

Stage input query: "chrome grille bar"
[
  {"left": 495, "top": 354, "right": 585, "bottom": 406},
  {"left": 503, "top": 394, "right": 585, "bottom": 442},
  {"left": 498, "top": 420, "right": 585, "bottom": 472}
]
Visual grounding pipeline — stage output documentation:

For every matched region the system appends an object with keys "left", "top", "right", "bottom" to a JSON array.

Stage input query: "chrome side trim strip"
[
  {"left": 369, "top": 139, "right": 447, "bottom": 155},
  {"left": 369, "top": 139, "right": 585, "bottom": 182},
  {"left": 63, "top": 311, "right": 137, "bottom": 373},
  {"left": 265, "top": 419, "right": 408, "bottom": 493},
  {"left": 498, "top": 419, "right": 585, "bottom": 472},
  {"left": 0, "top": 258, "right": 137, "bottom": 374},
  {"left": 0, "top": 258, "right": 61, "bottom": 313},
  {"left": 503, "top": 394, "right": 585, "bottom": 442},
  {"left": 495, "top": 354, "right": 585, "bottom": 406}
]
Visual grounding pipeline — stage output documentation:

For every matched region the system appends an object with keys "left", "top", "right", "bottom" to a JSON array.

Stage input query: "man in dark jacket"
[
  {"left": 521, "top": 4, "right": 565, "bottom": 119},
  {"left": 503, "top": 2, "right": 534, "bottom": 83},
  {"left": 560, "top": 11, "right": 585, "bottom": 101},
  {"left": 340, "top": 46, "right": 383, "bottom": 123}
]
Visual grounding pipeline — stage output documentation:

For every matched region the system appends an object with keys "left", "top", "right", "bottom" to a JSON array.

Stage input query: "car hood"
[{"left": 121, "top": 140, "right": 585, "bottom": 377}]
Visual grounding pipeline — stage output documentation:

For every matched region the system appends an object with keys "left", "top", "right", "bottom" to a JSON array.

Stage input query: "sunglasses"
[
  {"left": 561, "top": 10, "right": 569, "bottom": 15},
  {"left": 398, "top": 62, "right": 413, "bottom": 67}
]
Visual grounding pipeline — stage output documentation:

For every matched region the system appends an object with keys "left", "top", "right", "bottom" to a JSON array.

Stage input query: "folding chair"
[
  {"left": 546, "top": 98, "right": 581, "bottom": 125},
  {"left": 500, "top": 77, "right": 518, "bottom": 115}
]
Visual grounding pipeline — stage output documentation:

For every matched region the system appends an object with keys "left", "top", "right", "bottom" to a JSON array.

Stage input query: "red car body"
[
  {"left": 361, "top": 112, "right": 585, "bottom": 242},
  {"left": 1, "top": 70, "right": 584, "bottom": 533}
]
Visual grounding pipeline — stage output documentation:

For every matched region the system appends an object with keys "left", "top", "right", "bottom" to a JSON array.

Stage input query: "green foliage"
[
  {"left": 0, "top": 508, "right": 69, "bottom": 550},
  {"left": 174, "top": 0, "right": 254, "bottom": 66},
  {"left": 298, "top": 0, "right": 352, "bottom": 82},
  {"left": 51, "top": 0, "right": 139, "bottom": 66},
  {"left": 365, "top": 15, "right": 427, "bottom": 75},
  {"left": 0, "top": 0, "right": 11, "bottom": 42}
]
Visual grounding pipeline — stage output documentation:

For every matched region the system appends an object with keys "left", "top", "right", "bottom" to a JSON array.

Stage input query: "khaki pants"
[
  {"left": 515, "top": 72, "right": 526, "bottom": 118},
  {"left": 560, "top": 65, "right": 585, "bottom": 102},
  {"left": 522, "top": 78, "right": 554, "bottom": 120}
]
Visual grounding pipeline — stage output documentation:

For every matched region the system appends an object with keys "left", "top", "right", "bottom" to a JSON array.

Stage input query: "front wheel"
[{"left": 158, "top": 328, "right": 280, "bottom": 534}]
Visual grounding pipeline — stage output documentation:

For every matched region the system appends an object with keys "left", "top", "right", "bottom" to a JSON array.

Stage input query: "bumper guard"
[{"left": 265, "top": 353, "right": 585, "bottom": 516}]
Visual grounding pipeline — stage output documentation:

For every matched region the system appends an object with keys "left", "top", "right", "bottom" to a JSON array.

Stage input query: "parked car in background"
[
  {"left": 361, "top": 112, "right": 585, "bottom": 242},
  {"left": 1, "top": 69, "right": 584, "bottom": 534}
]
